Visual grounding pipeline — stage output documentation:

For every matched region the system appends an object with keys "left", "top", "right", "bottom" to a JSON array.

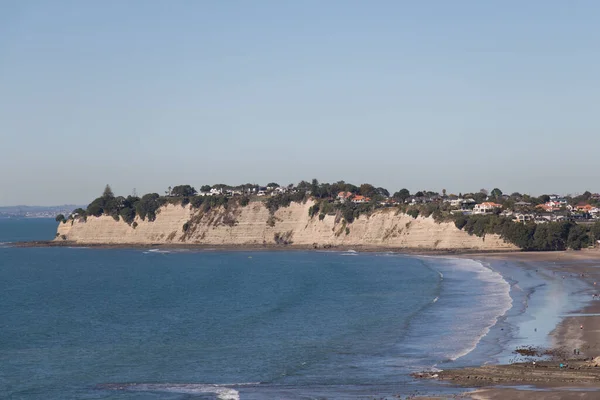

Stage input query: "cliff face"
[{"left": 56, "top": 200, "right": 517, "bottom": 251}]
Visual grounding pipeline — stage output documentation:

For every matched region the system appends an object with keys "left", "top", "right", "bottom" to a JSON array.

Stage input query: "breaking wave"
[
  {"left": 409, "top": 257, "right": 512, "bottom": 363},
  {"left": 97, "top": 382, "right": 260, "bottom": 400}
]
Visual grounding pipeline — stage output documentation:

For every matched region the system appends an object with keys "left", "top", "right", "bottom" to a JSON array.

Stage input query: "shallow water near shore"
[
  {"left": 0, "top": 219, "right": 587, "bottom": 399},
  {"left": 467, "top": 257, "right": 592, "bottom": 366}
]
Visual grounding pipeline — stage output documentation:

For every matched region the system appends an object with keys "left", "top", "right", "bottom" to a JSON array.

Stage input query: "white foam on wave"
[
  {"left": 415, "top": 256, "right": 512, "bottom": 363},
  {"left": 100, "top": 382, "right": 259, "bottom": 400},
  {"left": 145, "top": 249, "right": 171, "bottom": 254},
  {"left": 445, "top": 258, "right": 512, "bottom": 361}
]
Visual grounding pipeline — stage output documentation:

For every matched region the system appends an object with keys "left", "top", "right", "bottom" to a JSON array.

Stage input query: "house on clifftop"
[{"left": 473, "top": 202, "right": 502, "bottom": 214}]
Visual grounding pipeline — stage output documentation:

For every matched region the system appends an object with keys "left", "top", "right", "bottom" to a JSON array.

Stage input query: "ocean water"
[{"left": 0, "top": 219, "right": 558, "bottom": 399}]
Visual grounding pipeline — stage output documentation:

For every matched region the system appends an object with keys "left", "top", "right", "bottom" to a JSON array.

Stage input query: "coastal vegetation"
[
  {"left": 68, "top": 182, "right": 600, "bottom": 251},
  {"left": 72, "top": 184, "right": 236, "bottom": 225},
  {"left": 452, "top": 214, "right": 599, "bottom": 251}
]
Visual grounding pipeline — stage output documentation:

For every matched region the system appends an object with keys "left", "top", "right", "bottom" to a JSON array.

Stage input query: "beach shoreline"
[
  {"left": 11, "top": 239, "right": 523, "bottom": 255},
  {"left": 416, "top": 250, "right": 600, "bottom": 399}
]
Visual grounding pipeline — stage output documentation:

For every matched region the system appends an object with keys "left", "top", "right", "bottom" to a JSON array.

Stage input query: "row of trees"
[
  {"left": 91, "top": 182, "right": 600, "bottom": 209},
  {"left": 82, "top": 186, "right": 163, "bottom": 223},
  {"left": 302, "top": 179, "right": 391, "bottom": 200},
  {"left": 451, "top": 214, "right": 600, "bottom": 251},
  {"left": 73, "top": 185, "right": 235, "bottom": 225}
]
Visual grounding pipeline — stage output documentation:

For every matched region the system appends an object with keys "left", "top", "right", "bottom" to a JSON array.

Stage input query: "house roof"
[
  {"left": 353, "top": 195, "right": 370, "bottom": 201},
  {"left": 479, "top": 202, "right": 502, "bottom": 207}
]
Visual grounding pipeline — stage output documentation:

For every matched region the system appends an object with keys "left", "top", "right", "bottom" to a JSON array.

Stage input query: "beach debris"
[{"left": 514, "top": 346, "right": 541, "bottom": 357}]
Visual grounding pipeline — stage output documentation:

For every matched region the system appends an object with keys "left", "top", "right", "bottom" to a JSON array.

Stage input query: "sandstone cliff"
[{"left": 55, "top": 200, "right": 517, "bottom": 251}]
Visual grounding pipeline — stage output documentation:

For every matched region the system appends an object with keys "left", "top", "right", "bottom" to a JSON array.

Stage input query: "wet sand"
[{"left": 470, "top": 387, "right": 600, "bottom": 399}]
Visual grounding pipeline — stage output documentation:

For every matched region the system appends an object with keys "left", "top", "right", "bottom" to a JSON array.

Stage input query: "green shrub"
[
  {"left": 266, "top": 191, "right": 307, "bottom": 213},
  {"left": 407, "top": 209, "right": 420, "bottom": 219},
  {"left": 342, "top": 206, "right": 355, "bottom": 223},
  {"left": 119, "top": 207, "right": 136, "bottom": 225},
  {"left": 190, "top": 196, "right": 204, "bottom": 208},
  {"left": 454, "top": 215, "right": 468, "bottom": 230},
  {"left": 135, "top": 193, "right": 160, "bottom": 221}
]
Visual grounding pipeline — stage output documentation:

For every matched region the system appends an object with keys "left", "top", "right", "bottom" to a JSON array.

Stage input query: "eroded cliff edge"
[{"left": 55, "top": 200, "right": 517, "bottom": 251}]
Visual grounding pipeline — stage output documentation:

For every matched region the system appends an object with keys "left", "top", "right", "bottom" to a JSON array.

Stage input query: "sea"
[{"left": 0, "top": 218, "right": 591, "bottom": 399}]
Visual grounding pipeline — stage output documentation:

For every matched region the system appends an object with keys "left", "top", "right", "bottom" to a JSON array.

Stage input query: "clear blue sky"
[{"left": 1, "top": 1, "right": 599, "bottom": 205}]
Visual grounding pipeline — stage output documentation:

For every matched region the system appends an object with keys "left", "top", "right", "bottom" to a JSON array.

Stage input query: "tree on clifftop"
[
  {"left": 103, "top": 184, "right": 114, "bottom": 198},
  {"left": 491, "top": 188, "right": 503, "bottom": 198},
  {"left": 376, "top": 187, "right": 390, "bottom": 197},
  {"left": 359, "top": 184, "right": 376, "bottom": 198},
  {"left": 171, "top": 185, "right": 197, "bottom": 197},
  {"left": 538, "top": 194, "right": 550, "bottom": 203},
  {"left": 393, "top": 188, "right": 410, "bottom": 202}
]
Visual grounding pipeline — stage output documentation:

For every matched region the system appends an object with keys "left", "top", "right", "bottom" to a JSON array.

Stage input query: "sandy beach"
[{"left": 415, "top": 249, "right": 600, "bottom": 399}]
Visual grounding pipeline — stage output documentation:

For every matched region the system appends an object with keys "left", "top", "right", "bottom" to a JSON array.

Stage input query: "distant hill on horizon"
[
  {"left": 0, "top": 205, "right": 85, "bottom": 218},
  {"left": 0, "top": 205, "right": 84, "bottom": 211}
]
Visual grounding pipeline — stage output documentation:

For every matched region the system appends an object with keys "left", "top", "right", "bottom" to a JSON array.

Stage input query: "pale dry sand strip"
[{"left": 468, "top": 388, "right": 599, "bottom": 399}]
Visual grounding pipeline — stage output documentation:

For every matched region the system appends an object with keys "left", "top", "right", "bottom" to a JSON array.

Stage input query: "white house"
[
  {"left": 513, "top": 213, "right": 534, "bottom": 223},
  {"left": 473, "top": 202, "right": 502, "bottom": 214},
  {"left": 449, "top": 198, "right": 464, "bottom": 207}
]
